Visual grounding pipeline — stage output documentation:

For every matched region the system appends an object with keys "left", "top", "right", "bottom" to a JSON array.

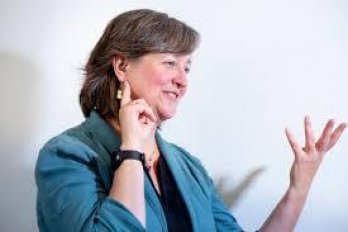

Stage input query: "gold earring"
[{"left": 116, "top": 88, "right": 123, "bottom": 99}]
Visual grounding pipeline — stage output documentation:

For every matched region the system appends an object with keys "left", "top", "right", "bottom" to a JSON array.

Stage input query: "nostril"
[
  {"left": 175, "top": 77, "right": 187, "bottom": 86},
  {"left": 175, "top": 82, "right": 185, "bottom": 89}
]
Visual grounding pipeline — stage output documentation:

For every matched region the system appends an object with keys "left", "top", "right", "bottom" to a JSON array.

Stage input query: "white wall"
[{"left": 1, "top": 0, "right": 347, "bottom": 231}]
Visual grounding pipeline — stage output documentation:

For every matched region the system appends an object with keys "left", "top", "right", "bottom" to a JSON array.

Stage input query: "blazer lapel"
[{"left": 156, "top": 133, "right": 199, "bottom": 231}]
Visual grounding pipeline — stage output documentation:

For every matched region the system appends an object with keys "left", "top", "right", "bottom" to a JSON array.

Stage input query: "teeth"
[{"left": 166, "top": 92, "right": 177, "bottom": 99}]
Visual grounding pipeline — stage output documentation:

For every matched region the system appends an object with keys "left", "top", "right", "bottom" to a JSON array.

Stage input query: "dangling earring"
[
  {"left": 116, "top": 88, "right": 123, "bottom": 99},
  {"left": 116, "top": 82, "right": 123, "bottom": 100}
]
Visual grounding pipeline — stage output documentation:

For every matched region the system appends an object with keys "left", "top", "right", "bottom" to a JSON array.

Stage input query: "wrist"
[
  {"left": 120, "top": 142, "right": 144, "bottom": 153},
  {"left": 118, "top": 159, "right": 144, "bottom": 169},
  {"left": 112, "top": 149, "right": 146, "bottom": 171},
  {"left": 286, "top": 185, "right": 309, "bottom": 202}
]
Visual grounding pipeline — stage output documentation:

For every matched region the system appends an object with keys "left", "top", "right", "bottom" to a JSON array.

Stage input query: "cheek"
[
  {"left": 145, "top": 68, "right": 169, "bottom": 88},
  {"left": 180, "top": 89, "right": 187, "bottom": 100},
  {"left": 131, "top": 65, "right": 171, "bottom": 101}
]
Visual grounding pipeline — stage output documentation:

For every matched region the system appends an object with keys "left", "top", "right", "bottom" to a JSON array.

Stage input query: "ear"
[{"left": 112, "top": 56, "right": 129, "bottom": 82}]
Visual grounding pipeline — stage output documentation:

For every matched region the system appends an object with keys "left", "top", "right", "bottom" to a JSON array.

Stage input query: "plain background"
[{"left": 0, "top": 0, "right": 347, "bottom": 231}]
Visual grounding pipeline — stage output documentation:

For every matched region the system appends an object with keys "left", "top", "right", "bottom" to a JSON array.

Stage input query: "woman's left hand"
[
  {"left": 285, "top": 116, "right": 346, "bottom": 193},
  {"left": 259, "top": 116, "right": 346, "bottom": 232}
]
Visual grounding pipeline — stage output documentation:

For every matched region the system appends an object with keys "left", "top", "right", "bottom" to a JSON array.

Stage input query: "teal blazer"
[{"left": 35, "top": 111, "right": 243, "bottom": 231}]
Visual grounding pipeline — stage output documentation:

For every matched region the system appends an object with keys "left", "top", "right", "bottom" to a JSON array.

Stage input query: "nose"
[{"left": 173, "top": 67, "right": 188, "bottom": 88}]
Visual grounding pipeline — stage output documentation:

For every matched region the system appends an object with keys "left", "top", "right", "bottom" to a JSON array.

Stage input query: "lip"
[{"left": 163, "top": 90, "right": 179, "bottom": 100}]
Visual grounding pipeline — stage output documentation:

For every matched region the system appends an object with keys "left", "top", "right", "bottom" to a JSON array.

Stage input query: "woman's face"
[{"left": 125, "top": 53, "right": 191, "bottom": 122}]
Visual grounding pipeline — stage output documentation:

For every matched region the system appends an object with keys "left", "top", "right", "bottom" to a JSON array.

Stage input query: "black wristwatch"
[{"left": 111, "top": 150, "right": 146, "bottom": 171}]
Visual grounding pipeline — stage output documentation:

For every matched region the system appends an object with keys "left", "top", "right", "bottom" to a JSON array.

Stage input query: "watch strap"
[{"left": 112, "top": 150, "right": 146, "bottom": 171}]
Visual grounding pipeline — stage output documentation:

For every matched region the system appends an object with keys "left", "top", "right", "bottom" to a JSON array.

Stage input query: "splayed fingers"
[{"left": 286, "top": 116, "right": 346, "bottom": 157}]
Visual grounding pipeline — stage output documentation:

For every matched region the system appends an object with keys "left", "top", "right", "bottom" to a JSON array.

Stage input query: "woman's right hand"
[{"left": 118, "top": 81, "right": 158, "bottom": 152}]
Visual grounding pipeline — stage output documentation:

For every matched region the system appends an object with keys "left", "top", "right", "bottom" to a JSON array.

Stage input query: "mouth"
[{"left": 163, "top": 90, "right": 179, "bottom": 101}]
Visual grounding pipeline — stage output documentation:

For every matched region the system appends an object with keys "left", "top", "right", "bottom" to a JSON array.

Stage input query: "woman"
[{"left": 35, "top": 9, "right": 346, "bottom": 231}]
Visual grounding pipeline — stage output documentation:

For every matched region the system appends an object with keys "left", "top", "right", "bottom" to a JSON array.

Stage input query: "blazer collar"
[
  {"left": 84, "top": 111, "right": 197, "bottom": 229},
  {"left": 156, "top": 135, "right": 198, "bottom": 231},
  {"left": 84, "top": 111, "right": 121, "bottom": 155}
]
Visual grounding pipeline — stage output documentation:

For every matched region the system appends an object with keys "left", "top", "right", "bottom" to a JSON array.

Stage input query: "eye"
[
  {"left": 164, "top": 60, "right": 176, "bottom": 68},
  {"left": 184, "top": 66, "right": 191, "bottom": 73}
]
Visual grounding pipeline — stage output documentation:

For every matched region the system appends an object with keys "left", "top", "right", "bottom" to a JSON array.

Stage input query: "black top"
[{"left": 146, "top": 155, "right": 191, "bottom": 232}]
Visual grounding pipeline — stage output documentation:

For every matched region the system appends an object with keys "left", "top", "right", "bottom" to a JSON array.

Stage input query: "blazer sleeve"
[
  {"left": 209, "top": 177, "right": 245, "bottom": 232},
  {"left": 35, "top": 135, "right": 145, "bottom": 232}
]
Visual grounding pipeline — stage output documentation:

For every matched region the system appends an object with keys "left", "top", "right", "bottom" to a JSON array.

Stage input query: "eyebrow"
[{"left": 168, "top": 53, "right": 192, "bottom": 65}]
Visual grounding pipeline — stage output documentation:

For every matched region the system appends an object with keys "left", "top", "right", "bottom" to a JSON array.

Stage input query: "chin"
[{"left": 158, "top": 109, "right": 177, "bottom": 121}]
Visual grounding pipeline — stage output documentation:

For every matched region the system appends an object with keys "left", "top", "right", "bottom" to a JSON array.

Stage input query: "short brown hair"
[{"left": 79, "top": 9, "right": 200, "bottom": 119}]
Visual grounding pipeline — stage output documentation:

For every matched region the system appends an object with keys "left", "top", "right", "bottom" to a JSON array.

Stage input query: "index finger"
[
  {"left": 285, "top": 127, "right": 303, "bottom": 158},
  {"left": 327, "top": 123, "right": 347, "bottom": 151},
  {"left": 120, "top": 81, "right": 131, "bottom": 107}
]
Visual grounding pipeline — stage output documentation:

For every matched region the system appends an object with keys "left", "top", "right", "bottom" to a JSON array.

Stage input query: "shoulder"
[
  {"left": 39, "top": 132, "right": 93, "bottom": 158},
  {"left": 36, "top": 123, "right": 98, "bottom": 173}
]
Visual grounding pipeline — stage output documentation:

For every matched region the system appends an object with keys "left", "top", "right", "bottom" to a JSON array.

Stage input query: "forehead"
[{"left": 141, "top": 53, "right": 192, "bottom": 64}]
